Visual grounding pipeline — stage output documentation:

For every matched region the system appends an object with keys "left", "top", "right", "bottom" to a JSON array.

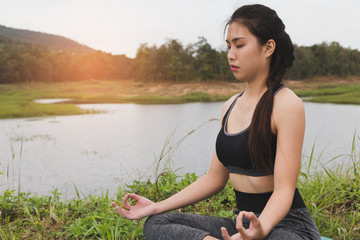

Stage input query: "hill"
[
  {"left": 0, "top": 25, "right": 134, "bottom": 83},
  {"left": 0, "top": 24, "right": 94, "bottom": 53}
]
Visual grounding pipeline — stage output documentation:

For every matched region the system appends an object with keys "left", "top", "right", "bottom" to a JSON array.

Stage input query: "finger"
[
  {"left": 122, "top": 193, "right": 141, "bottom": 208},
  {"left": 112, "top": 202, "right": 129, "bottom": 218},
  {"left": 236, "top": 212, "right": 248, "bottom": 239},
  {"left": 242, "top": 211, "right": 260, "bottom": 227},
  {"left": 236, "top": 224, "right": 248, "bottom": 240},
  {"left": 242, "top": 211, "right": 257, "bottom": 221},
  {"left": 122, "top": 194, "right": 131, "bottom": 210},
  {"left": 112, "top": 201, "right": 119, "bottom": 208},
  {"left": 236, "top": 211, "right": 244, "bottom": 229},
  {"left": 221, "top": 227, "right": 232, "bottom": 240},
  {"left": 126, "top": 193, "right": 142, "bottom": 201}
]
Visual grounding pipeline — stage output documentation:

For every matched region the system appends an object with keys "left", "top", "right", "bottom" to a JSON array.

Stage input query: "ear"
[{"left": 264, "top": 39, "right": 276, "bottom": 58}]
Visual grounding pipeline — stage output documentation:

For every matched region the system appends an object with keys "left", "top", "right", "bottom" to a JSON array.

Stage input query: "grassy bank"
[
  {"left": 295, "top": 84, "right": 360, "bottom": 105},
  {"left": 0, "top": 81, "right": 231, "bottom": 119},
  {"left": 0, "top": 83, "right": 99, "bottom": 119},
  {"left": 1, "top": 79, "right": 360, "bottom": 119},
  {"left": 0, "top": 166, "right": 359, "bottom": 239},
  {"left": 1, "top": 136, "right": 359, "bottom": 239}
]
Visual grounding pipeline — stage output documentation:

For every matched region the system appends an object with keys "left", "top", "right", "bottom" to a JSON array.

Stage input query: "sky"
[{"left": 0, "top": 0, "right": 359, "bottom": 58}]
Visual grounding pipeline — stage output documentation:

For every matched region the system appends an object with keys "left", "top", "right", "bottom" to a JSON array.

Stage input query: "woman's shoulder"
[
  {"left": 274, "top": 86, "right": 304, "bottom": 110},
  {"left": 273, "top": 87, "right": 305, "bottom": 125}
]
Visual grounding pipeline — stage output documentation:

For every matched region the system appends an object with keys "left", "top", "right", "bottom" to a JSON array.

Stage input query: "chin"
[{"left": 233, "top": 74, "right": 246, "bottom": 82}]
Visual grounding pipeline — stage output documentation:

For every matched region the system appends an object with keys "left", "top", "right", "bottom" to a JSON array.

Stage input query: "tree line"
[
  {"left": 1, "top": 35, "right": 360, "bottom": 84},
  {"left": 291, "top": 42, "right": 360, "bottom": 79}
]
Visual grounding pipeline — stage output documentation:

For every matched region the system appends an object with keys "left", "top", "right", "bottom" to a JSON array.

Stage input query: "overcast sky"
[{"left": 1, "top": 0, "right": 359, "bottom": 58}]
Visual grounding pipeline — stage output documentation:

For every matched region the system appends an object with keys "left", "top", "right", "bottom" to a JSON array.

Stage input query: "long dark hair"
[{"left": 226, "top": 4, "right": 295, "bottom": 173}]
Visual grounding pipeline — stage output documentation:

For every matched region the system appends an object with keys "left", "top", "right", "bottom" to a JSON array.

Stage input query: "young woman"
[{"left": 113, "top": 4, "right": 321, "bottom": 240}]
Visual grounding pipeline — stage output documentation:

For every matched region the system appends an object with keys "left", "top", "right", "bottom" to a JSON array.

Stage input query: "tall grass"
[
  {"left": 0, "top": 130, "right": 359, "bottom": 239},
  {"left": 298, "top": 132, "right": 360, "bottom": 239}
]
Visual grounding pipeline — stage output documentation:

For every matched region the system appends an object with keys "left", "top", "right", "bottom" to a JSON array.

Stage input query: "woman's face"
[{"left": 226, "top": 22, "right": 269, "bottom": 82}]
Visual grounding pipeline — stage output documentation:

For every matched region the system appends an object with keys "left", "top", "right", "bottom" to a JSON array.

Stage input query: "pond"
[{"left": 0, "top": 101, "right": 359, "bottom": 198}]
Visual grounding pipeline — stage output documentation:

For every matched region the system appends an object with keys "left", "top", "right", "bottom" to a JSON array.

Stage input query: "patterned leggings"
[{"left": 143, "top": 208, "right": 320, "bottom": 240}]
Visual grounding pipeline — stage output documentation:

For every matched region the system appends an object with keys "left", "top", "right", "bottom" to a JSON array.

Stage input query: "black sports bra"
[{"left": 216, "top": 87, "right": 284, "bottom": 176}]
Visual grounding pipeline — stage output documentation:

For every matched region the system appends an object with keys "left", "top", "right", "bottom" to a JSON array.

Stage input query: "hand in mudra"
[
  {"left": 221, "top": 211, "right": 266, "bottom": 240},
  {"left": 112, "top": 193, "right": 157, "bottom": 220}
]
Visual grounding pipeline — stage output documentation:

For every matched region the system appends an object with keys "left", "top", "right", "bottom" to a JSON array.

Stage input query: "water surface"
[{"left": 0, "top": 102, "right": 359, "bottom": 198}]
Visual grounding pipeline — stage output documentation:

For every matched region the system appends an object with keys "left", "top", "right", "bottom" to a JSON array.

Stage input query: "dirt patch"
[
  {"left": 94, "top": 77, "right": 360, "bottom": 98},
  {"left": 122, "top": 81, "right": 245, "bottom": 97}
]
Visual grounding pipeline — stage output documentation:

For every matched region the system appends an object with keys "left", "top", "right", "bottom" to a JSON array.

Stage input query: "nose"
[{"left": 227, "top": 47, "right": 236, "bottom": 61}]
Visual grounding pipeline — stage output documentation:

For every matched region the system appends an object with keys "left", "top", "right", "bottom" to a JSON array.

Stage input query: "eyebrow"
[{"left": 226, "top": 37, "right": 245, "bottom": 44}]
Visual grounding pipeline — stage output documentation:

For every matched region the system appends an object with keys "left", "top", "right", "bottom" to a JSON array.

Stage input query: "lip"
[{"left": 230, "top": 65, "right": 239, "bottom": 72}]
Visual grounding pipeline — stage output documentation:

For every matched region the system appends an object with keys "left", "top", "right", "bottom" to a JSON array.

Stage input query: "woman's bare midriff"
[{"left": 229, "top": 173, "right": 274, "bottom": 193}]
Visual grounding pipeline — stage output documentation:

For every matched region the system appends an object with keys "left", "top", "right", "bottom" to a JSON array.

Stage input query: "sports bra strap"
[
  {"left": 221, "top": 85, "right": 286, "bottom": 127},
  {"left": 221, "top": 92, "right": 244, "bottom": 126},
  {"left": 273, "top": 84, "right": 286, "bottom": 96}
]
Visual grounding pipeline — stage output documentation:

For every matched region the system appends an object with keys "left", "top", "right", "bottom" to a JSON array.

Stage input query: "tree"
[{"left": 194, "top": 37, "right": 220, "bottom": 81}]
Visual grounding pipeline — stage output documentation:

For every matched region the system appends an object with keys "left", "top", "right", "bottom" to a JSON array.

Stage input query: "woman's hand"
[
  {"left": 221, "top": 230, "right": 242, "bottom": 240},
  {"left": 221, "top": 211, "right": 266, "bottom": 240},
  {"left": 112, "top": 193, "right": 157, "bottom": 220}
]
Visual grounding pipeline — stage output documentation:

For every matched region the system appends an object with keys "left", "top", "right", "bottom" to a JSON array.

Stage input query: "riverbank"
[
  {"left": 0, "top": 159, "right": 359, "bottom": 239},
  {"left": 0, "top": 77, "right": 360, "bottom": 119}
]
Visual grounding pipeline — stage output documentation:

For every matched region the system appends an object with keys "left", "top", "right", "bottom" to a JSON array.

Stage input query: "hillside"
[
  {"left": 0, "top": 24, "right": 94, "bottom": 53},
  {"left": 0, "top": 25, "right": 134, "bottom": 83}
]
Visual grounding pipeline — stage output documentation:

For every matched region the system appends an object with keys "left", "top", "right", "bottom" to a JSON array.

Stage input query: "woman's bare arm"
[
  {"left": 113, "top": 97, "right": 236, "bottom": 219},
  {"left": 258, "top": 88, "right": 305, "bottom": 235},
  {"left": 155, "top": 151, "right": 229, "bottom": 214}
]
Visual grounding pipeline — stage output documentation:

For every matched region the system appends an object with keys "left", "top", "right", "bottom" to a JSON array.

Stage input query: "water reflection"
[{"left": 34, "top": 98, "right": 71, "bottom": 104}]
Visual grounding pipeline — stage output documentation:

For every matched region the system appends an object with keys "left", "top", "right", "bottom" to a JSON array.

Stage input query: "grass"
[
  {"left": 0, "top": 130, "right": 359, "bottom": 239},
  {"left": 1, "top": 79, "right": 360, "bottom": 119},
  {"left": 294, "top": 84, "right": 360, "bottom": 105},
  {"left": 0, "top": 159, "right": 359, "bottom": 239},
  {"left": 0, "top": 81, "right": 227, "bottom": 119},
  {"left": 0, "top": 84, "right": 99, "bottom": 119},
  {"left": 298, "top": 132, "right": 360, "bottom": 239}
]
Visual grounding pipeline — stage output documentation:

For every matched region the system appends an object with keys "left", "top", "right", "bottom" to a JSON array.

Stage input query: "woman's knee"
[
  {"left": 144, "top": 212, "right": 173, "bottom": 226},
  {"left": 266, "top": 228, "right": 303, "bottom": 240},
  {"left": 143, "top": 214, "right": 158, "bottom": 236},
  {"left": 143, "top": 213, "right": 174, "bottom": 238}
]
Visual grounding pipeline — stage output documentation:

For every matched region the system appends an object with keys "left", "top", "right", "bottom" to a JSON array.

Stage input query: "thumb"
[{"left": 221, "top": 227, "right": 232, "bottom": 240}]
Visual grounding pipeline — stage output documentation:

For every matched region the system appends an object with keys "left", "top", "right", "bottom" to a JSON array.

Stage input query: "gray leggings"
[{"left": 143, "top": 208, "right": 320, "bottom": 240}]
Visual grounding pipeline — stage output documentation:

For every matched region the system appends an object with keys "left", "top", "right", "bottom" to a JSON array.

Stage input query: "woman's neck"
[{"left": 243, "top": 77, "right": 268, "bottom": 100}]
